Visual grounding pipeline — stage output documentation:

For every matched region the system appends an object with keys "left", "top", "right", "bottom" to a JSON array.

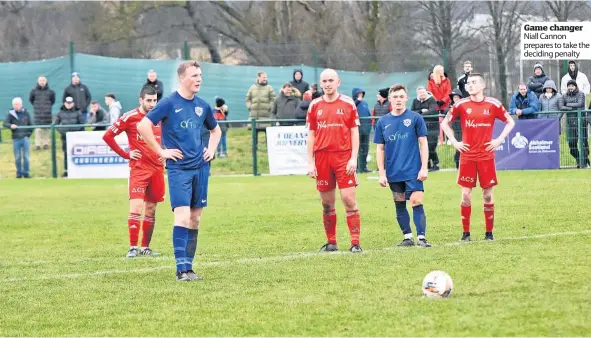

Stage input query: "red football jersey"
[
  {"left": 446, "top": 97, "right": 510, "bottom": 161},
  {"left": 306, "top": 94, "right": 360, "bottom": 152},
  {"left": 108, "top": 108, "right": 163, "bottom": 171}
]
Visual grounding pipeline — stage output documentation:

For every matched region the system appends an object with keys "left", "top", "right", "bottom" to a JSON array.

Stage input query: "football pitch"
[{"left": 0, "top": 170, "right": 589, "bottom": 336}]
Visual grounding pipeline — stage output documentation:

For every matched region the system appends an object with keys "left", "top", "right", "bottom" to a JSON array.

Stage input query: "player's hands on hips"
[
  {"left": 417, "top": 168, "right": 428, "bottom": 182},
  {"left": 307, "top": 164, "right": 317, "bottom": 179},
  {"left": 129, "top": 150, "right": 142, "bottom": 160},
  {"left": 159, "top": 148, "right": 183, "bottom": 161},
  {"left": 346, "top": 158, "right": 357, "bottom": 175},
  {"left": 203, "top": 147, "right": 215, "bottom": 162},
  {"left": 378, "top": 175, "right": 388, "bottom": 187},
  {"left": 452, "top": 140, "right": 470, "bottom": 152},
  {"left": 485, "top": 138, "right": 503, "bottom": 152}
]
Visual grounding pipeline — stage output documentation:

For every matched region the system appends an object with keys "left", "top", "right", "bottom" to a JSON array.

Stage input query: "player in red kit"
[
  {"left": 306, "top": 69, "right": 363, "bottom": 253},
  {"left": 441, "top": 73, "right": 515, "bottom": 241},
  {"left": 102, "top": 86, "right": 165, "bottom": 257}
]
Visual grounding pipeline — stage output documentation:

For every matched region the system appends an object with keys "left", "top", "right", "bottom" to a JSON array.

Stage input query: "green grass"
[{"left": 0, "top": 170, "right": 589, "bottom": 336}]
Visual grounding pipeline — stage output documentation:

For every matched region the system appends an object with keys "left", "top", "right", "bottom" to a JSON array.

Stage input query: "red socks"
[
  {"left": 346, "top": 209, "right": 361, "bottom": 246},
  {"left": 322, "top": 209, "right": 337, "bottom": 245},
  {"left": 127, "top": 213, "right": 141, "bottom": 247},
  {"left": 484, "top": 203, "right": 494, "bottom": 232},
  {"left": 461, "top": 204, "right": 471, "bottom": 232},
  {"left": 141, "top": 216, "right": 155, "bottom": 248}
]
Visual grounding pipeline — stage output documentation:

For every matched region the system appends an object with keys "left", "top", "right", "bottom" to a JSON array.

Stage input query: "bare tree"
[{"left": 483, "top": 1, "right": 526, "bottom": 106}]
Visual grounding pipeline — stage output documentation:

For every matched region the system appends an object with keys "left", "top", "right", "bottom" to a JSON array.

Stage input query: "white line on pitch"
[{"left": 1, "top": 230, "right": 589, "bottom": 283}]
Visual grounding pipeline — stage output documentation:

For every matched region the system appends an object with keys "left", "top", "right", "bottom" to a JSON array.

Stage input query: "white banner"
[
  {"left": 66, "top": 131, "right": 130, "bottom": 179},
  {"left": 266, "top": 126, "right": 308, "bottom": 175}
]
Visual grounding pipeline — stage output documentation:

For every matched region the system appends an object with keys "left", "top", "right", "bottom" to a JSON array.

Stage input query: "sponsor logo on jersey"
[
  {"left": 403, "top": 119, "right": 411, "bottom": 127},
  {"left": 460, "top": 176, "right": 475, "bottom": 183},
  {"left": 175, "top": 108, "right": 183, "bottom": 113},
  {"left": 387, "top": 131, "right": 409, "bottom": 141},
  {"left": 180, "top": 118, "right": 200, "bottom": 129},
  {"left": 317, "top": 180, "right": 329, "bottom": 186},
  {"left": 465, "top": 119, "right": 491, "bottom": 128},
  {"left": 317, "top": 121, "right": 344, "bottom": 129},
  {"left": 131, "top": 187, "right": 146, "bottom": 194}
]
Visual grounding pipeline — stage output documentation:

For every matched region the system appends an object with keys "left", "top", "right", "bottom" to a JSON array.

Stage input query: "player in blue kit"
[
  {"left": 373, "top": 84, "right": 432, "bottom": 247},
  {"left": 137, "top": 61, "right": 221, "bottom": 281}
]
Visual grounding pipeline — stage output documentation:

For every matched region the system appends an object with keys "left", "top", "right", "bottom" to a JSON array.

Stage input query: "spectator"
[
  {"left": 560, "top": 60, "right": 590, "bottom": 96},
  {"left": 427, "top": 64, "right": 452, "bottom": 144},
  {"left": 448, "top": 90, "right": 463, "bottom": 169},
  {"left": 105, "top": 93, "right": 122, "bottom": 124},
  {"left": 527, "top": 63, "right": 549, "bottom": 97},
  {"left": 213, "top": 96, "right": 229, "bottom": 158},
  {"left": 271, "top": 82, "right": 301, "bottom": 126},
  {"left": 54, "top": 96, "right": 83, "bottom": 177},
  {"left": 63, "top": 72, "right": 91, "bottom": 123},
  {"left": 538, "top": 80, "right": 562, "bottom": 120},
  {"left": 411, "top": 86, "right": 439, "bottom": 171},
  {"left": 456, "top": 60, "right": 472, "bottom": 98},
  {"left": 509, "top": 83, "right": 539, "bottom": 120},
  {"left": 3, "top": 97, "right": 33, "bottom": 178},
  {"left": 144, "top": 69, "right": 164, "bottom": 101},
  {"left": 29, "top": 75, "right": 55, "bottom": 150},
  {"left": 290, "top": 69, "right": 310, "bottom": 96},
  {"left": 246, "top": 71, "right": 276, "bottom": 143},
  {"left": 294, "top": 91, "right": 312, "bottom": 125},
  {"left": 559, "top": 79, "right": 589, "bottom": 167},
  {"left": 308, "top": 83, "right": 322, "bottom": 100},
  {"left": 353, "top": 87, "right": 372, "bottom": 173},
  {"left": 88, "top": 101, "right": 107, "bottom": 131},
  {"left": 371, "top": 88, "right": 390, "bottom": 126}
]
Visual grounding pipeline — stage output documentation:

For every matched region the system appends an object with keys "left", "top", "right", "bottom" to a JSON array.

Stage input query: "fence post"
[
  {"left": 69, "top": 41, "right": 75, "bottom": 74},
  {"left": 51, "top": 125, "right": 57, "bottom": 178},
  {"left": 251, "top": 118, "right": 258, "bottom": 176},
  {"left": 577, "top": 111, "right": 584, "bottom": 168},
  {"left": 183, "top": 41, "right": 190, "bottom": 60}
]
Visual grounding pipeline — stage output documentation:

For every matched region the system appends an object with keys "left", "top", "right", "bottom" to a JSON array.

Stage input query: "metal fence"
[{"left": 1, "top": 111, "right": 589, "bottom": 179}]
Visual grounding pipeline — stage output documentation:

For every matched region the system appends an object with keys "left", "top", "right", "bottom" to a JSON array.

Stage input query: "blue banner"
[{"left": 493, "top": 118, "right": 560, "bottom": 170}]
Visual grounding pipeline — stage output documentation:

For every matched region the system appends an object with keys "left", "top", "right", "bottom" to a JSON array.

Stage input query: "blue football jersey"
[{"left": 146, "top": 91, "right": 218, "bottom": 169}]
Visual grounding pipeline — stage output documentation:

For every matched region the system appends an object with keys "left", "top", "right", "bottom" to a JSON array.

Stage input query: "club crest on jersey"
[
  {"left": 317, "top": 110, "right": 323, "bottom": 116},
  {"left": 195, "top": 107, "right": 203, "bottom": 117},
  {"left": 336, "top": 109, "right": 344, "bottom": 115},
  {"left": 466, "top": 108, "right": 472, "bottom": 115},
  {"left": 403, "top": 119, "right": 411, "bottom": 127}
]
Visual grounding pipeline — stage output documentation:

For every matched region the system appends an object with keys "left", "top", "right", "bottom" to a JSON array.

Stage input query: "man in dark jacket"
[
  {"left": 353, "top": 87, "right": 372, "bottom": 173},
  {"left": 372, "top": 88, "right": 390, "bottom": 127},
  {"left": 55, "top": 96, "right": 83, "bottom": 177},
  {"left": 294, "top": 91, "right": 312, "bottom": 125},
  {"left": 509, "top": 83, "right": 539, "bottom": 120},
  {"left": 29, "top": 75, "right": 55, "bottom": 150},
  {"left": 411, "top": 86, "right": 440, "bottom": 171},
  {"left": 527, "top": 63, "right": 549, "bottom": 97},
  {"left": 560, "top": 79, "right": 589, "bottom": 167},
  {"left": 144, "top": 69, "right": 164, "bottom": 102},
  {"left": 456, "top": 60, "right": 472, "bottom": 98},
  {"left": 63, "top": 72, "right": 91, "bottom": 123},
  {"left": 289, "top": 69, "right": 310, "bottom": 96},
  {"left": 88, "top": 101, "right": 107, "bottom": 131},
  {"left": 3, "top": 97, "right": 33, "bottom": 178},
  {"left": 271, "top": 83, "right": 301, "bottom": 126}
]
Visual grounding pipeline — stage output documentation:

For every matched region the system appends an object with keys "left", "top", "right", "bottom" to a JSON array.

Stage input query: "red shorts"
[
  {"left": 457, "top": 158, "right": 498, "bottom": 189},
  {"left": 129, "top": 168, "right": 165, "bottom": 203},
  {"left": 314, "top": 151, "right": 358, "bottom": 192}
]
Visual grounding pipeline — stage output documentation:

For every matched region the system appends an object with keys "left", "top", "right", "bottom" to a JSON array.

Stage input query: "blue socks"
[
  {"left": 412, "top": 205, "right": 427, "bottom": 237},
  {"left": 173, "top": 226, "right": 189, "bottom": 272},
  {"left": 186, "top": 229, "right": 198, "bottom": 271},
  {"left": 395, "top": 201, "right": 412, "bottom": 235}
]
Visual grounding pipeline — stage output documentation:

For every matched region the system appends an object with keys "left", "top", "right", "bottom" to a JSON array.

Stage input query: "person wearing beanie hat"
[
  {"left": 371, "top": 88, "right": 391, "bottom": 127},
  {"left": 62, "top": 71, "right": 92, "bottom": 123},
  {"left": 559, "top": 79, "right": 589, "bottom": 168},
  {"left": 560, "top": 60, "right": 590, "bottom": 96},
  {"left": 526, "top": 63, "right": 549, "bottom": 97},
  {"left": 213, "top": 96, "right": 229, "bottom": 158}
]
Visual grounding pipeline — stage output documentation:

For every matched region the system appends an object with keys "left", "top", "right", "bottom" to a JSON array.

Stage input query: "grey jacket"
[{"left": 559, "top": 89, "right": 586, "bottom": 111}]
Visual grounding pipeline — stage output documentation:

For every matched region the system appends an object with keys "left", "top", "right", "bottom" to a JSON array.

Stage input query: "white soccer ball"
[{"left": 422, "top": 270, "right": 453, "bottom": 299}]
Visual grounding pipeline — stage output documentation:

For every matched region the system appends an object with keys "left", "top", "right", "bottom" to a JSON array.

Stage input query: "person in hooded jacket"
[
  {"left": 290, "top": 69, "right": 310, "bottom": 95},
  {"left": 560, "top": 79, "right": 589, "bottom": 167},
  {"left": 538, "top": 80, "right": 563, "bottom": 120},
  {"left": 527, "top": 63, "right": 549, "bottom": 97},
  {"left": 560, "top": 60, "right": 590, "bottom": 96},
  {"left": 353, "top": 87, "right": 372, "bottom": 173}
]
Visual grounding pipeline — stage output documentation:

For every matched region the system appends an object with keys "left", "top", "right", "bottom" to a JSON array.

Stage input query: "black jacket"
[
  {"left": 294, "top": 100, "right": 310, "bottom": 121},
  {"left": 456, "top": 72, "right": 470, "bottom": 98},
  {"left": 63, "top": 83, "right": 92, "bottom": 112},
  {"left": 411, "top": 96, "right": 438, "bottom": 120},
  {"left": 289, "top": 69, "right": 310, "bottom": 95},
  {"left": 3, "top": 108, "right": 33, "bottom": 139},
  {"left": 144, "top": 79, "right": 164, "bottom": 102},
  {"left": 54, "top": 105, "right": 83, "bottom": 135},
  {"left": 29, "top": 84, "right": 56, "bottom": 125}
]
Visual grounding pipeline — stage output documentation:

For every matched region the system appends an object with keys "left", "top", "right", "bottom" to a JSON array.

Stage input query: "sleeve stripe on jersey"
[
  {"left": 339, "top": 95, "right": 357, "bottom": 109},
  {"left": 454, "top": 98, "right": 471, "bottom": 108},
  {"left": 121, "top": 110, "right": 139, "bottom": 122},
  {"left": 484, "top": 97, "right": 502, "bottom": 108}
]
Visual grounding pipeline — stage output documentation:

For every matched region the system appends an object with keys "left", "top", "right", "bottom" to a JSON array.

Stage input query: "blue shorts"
[
  {"left": 167, "top": 164, "right": 210, "bottom": 210},
  {"left": 389, "top": 179, "right": 424, "bottom": 200}
]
